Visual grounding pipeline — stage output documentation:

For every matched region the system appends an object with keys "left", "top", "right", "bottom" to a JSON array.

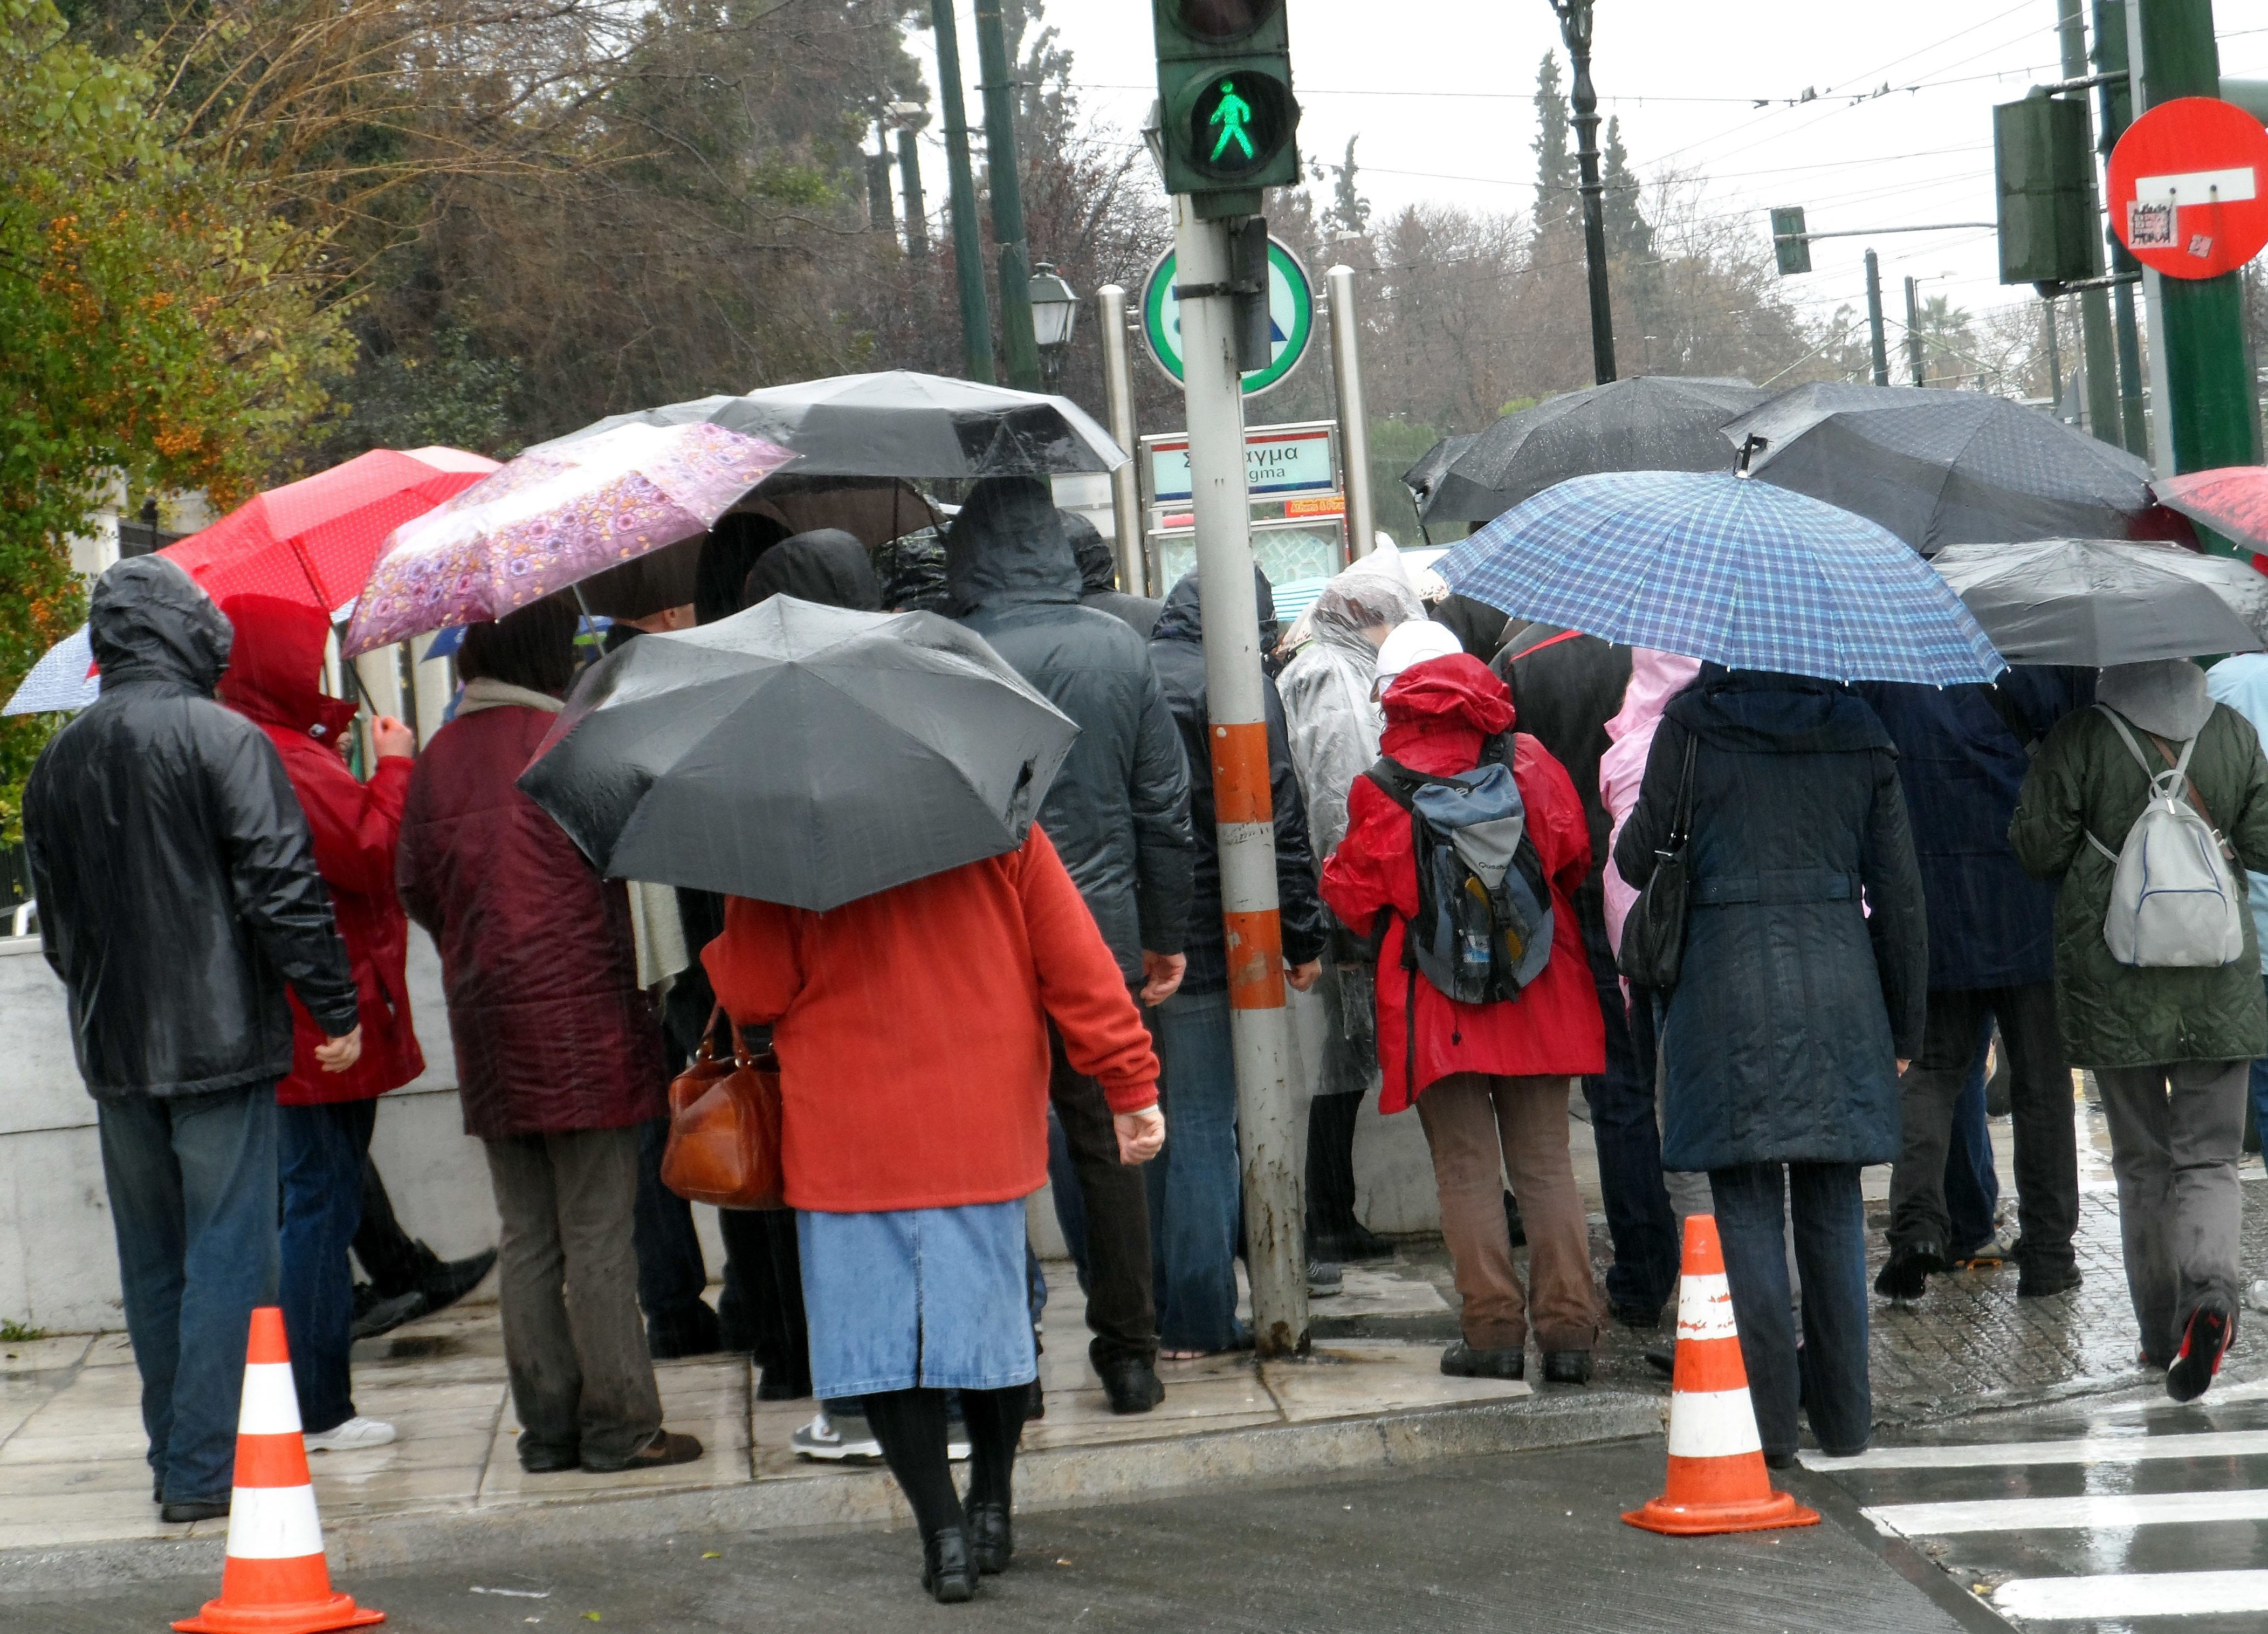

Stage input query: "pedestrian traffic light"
[
  {"left": 1994, "top": 91, "right": 2094, "bottom": 287},
  {"left": 1152, "top": 0, "right": 1301, "bottom": 218},
  {"left": 1770, "top": 207, "right": 1811, "bottom": 276}
]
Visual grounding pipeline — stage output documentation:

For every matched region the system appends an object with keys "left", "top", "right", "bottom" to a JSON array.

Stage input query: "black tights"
[{"left": 862, "top": 1385, "right": 1029, "bottom": 1538}]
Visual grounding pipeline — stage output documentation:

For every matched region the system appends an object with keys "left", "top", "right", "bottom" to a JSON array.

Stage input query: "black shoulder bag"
[{"left": 1617, "top": 732, "right": 1698, "bottom": 990}]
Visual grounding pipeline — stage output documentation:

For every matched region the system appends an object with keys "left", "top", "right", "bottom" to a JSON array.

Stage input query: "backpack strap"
[{"left": 2091, "top": 705, "right": 2232, "bottom": 860}]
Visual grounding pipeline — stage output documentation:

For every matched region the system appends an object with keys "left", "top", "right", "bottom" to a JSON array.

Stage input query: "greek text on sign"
[
  {"left": 1147, "top": 427, "right": 1337, "bottom": 505},
  {"left": 2106, "top": 97, "right": 2268, "bottom": 280}
]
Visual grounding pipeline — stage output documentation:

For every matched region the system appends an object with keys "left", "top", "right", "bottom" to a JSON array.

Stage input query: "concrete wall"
[{"left": 0, "top": 929, "right": 1441, "bottom": 1335}]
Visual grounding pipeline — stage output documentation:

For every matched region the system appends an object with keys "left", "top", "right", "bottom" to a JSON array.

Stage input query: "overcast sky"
[{"left": 904, "top": 1, "right": 2268, "bottom": 339}]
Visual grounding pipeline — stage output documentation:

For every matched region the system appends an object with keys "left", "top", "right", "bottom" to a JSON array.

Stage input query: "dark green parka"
[{"left": 2009, "top": 702, "right": 2268, "bottom": 1067}]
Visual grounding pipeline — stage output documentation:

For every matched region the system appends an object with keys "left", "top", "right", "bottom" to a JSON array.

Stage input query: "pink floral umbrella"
[{"left": 341, "top": 422, "right": 796, "bottom": 656}]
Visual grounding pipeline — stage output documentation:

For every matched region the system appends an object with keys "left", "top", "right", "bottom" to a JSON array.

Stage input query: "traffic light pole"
[
  {"left": 1905, "top": 276, "right": 1927, "bottom": 385},
  {"left": 972, "top": 0, "right": 1042, "bottom": 392},
  {"left": 1172, "top": 201, "right": 1309, "bottom": 1360},
  {"left": 2093, "top": 0, "right": 2150, "bottom": 457},
  {"left": 1865, "top": 250, "right": 1890, "bottom": 386},
  {"left": 2058, "top": 0, "right": 2123, "bottom": 445},
  {"left": 930, "top": 0, "right": 994, "bottom": 384}
]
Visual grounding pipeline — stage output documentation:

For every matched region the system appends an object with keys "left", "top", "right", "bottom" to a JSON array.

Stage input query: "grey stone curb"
[{"left": 0, "top": 1390, "right": 1664, "bottom": 1593}]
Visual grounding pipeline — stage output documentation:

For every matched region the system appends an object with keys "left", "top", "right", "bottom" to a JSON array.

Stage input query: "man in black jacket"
[
  {"left": 25, "top": 558, "right": 361, "bottom": 1523},
  {"left": 950, "top": 477, "right": 1196, "bottom": 1413},
  {"left": 1063, "top": 509, "right": 1164, "bottom": 639}
]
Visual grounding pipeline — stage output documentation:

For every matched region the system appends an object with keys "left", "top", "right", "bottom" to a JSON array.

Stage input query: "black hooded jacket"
[
  {"left": 1062, "top": 509, "right": 1165, "bottom": 640},
  {"left": 1148, "top": 569, "right": 1329, "bottom": 995},
  {"left": 949, "top": 477, "right": 1195, "bottom": 979},
  {"left": 744, "top": 528, "right": 882, "bottom": 611},
  {"left": 25, "top": 558, "right": 358, "bottom": 1100}
]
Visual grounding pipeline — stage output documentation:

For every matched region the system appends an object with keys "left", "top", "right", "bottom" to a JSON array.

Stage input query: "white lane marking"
[
  {"left": 2132, "top": 167, "right": 2258, "bottom": 205},
  {"left": 1666, "top": 1386, "right": 1763, "bottom": 1459},
  {"left": 2099, "top": 1375, "right": 2268, "bottom": 1410},
  {"left": 1996, "top": 1569, "right": 2268, "bottom": 1621},
  {"left": 236, "top": 1362, "right": 301, "bottom": 1436},
  {"left": 1675, "top": 1273, "right": 1739, "bottom": 1341},
  {"left": 1799, "top": 1428, "right": 2268, "bottom": 1471},
  {"left": 223, "top": 1482, "right": 325, "bottom": 1560},
  {"left": 1867, "top": 1486, "right": 2268, "bottom": 1535}
]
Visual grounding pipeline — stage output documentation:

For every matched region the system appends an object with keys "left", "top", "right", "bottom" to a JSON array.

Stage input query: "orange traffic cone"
[
  {"left": 1623, "top": 1214, "right": 1820, "bottom": 1536},
  {"left": 174, "top": 1307, "right": 384, "bottom": 1634}
]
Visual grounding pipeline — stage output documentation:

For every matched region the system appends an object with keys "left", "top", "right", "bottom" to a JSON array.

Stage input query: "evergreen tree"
[
  {"left": 1328, "top": 135, "right": 1372, "bottom": 238},
  {"left": 1531, "top": 52, "right": 1577, "bottom": 246},
  {"left": 1601, "top": 115, "right": 1653, "bottom": 262}
]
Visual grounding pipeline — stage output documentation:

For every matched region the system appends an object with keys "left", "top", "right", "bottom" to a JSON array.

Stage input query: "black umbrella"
[
  {"left": 1422, "top": 377, "right": 1772, "bottom": 524},
  {"left": 1930, "top": 538, "right": 2265, "bottom": 664},
  {"left": 526, "top": 372, "right": 1126, "bottom": 479},
  {"left": 1726, "top": 382, "right": 2153, "bottom": 553},
  {"left": 517, "top": 596, "right": 1079, "bottom": 910},
  {"left": 1401, "top": 434, "right": 1475, "bottom": 525}
]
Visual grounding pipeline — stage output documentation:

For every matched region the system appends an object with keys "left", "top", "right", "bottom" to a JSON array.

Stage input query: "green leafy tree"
[{"left": 1601, "top": 116, "right": 1652, "bottom": 262}]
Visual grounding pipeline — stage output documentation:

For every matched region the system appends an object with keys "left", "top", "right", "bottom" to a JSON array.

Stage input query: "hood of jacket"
[
  {"left": 946, "top": 476, "right": 1080, "bottom": 610},
  {"left": 1380, "top": 653, "right": 1516, "bottom": 762},
  {"left": 2099, "top": 657, "right": 2214, "bottom": 740},
  {"left": 743, "top": 529, "right": 882, "bottom": 611},
  {"left": 1304, "top": 551, "right": 1426, "bottom": 667},
  {"left": 1606, "top": 648, "right": 1702, "bottom": 745},
  {"left": 1064, "top": 509, "right": 1118, "bottom": 595},
  {"left": 1666, "top": 667, "right": 1892, "bottom": 756},
  {"left": 215, "top": 595, "right": 356, "bottom": 744},
  {"left": 1153, "top": 565, "right": 1280, "bottom": 650},
  {"left": 87, "top": 555, "right": 233, "bottom": 695}
]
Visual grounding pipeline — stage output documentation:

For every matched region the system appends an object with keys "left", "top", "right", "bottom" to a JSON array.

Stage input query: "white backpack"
[{"left": 2087, "top": 705, "right": 2247, "bottom": 969}]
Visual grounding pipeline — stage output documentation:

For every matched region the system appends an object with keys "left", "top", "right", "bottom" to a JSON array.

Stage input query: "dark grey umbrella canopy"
[
  {"left": 528, "top": 372, "right": 1128, "bottom": 479},
  {"left": 1401, "top": 434, "right": 1475, "bottom": 518},
  {"left": 1727, "top": 382, "right": 2153, "bottom": 554},
  {"left": 1424, "top": 377, "right": 1771, "bottom": 524},
  {"left": 1931, "top": 538, "right": 2265, "bottom": 664},
  {"left": 517, "top": 596, "right": 1080, "bottom": 910}
]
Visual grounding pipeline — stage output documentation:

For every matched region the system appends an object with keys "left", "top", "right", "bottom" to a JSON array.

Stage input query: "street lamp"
[
  {"left": 1549, "top": 0, "right": 1616, "bottom": 385},
  {"left": 1027, "top": 264, "right": 1080, "bottom": 383}
]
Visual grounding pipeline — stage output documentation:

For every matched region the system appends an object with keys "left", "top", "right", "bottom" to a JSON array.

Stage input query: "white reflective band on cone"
[
  {"left": 1674, "top": 1273, "right": 1738, "bottom": 1341},
  {"left": 236, "top": 1363, "right": 302, "bottom": 1436},
  {"left": 224, "top": 1482, "right": 326, "bottom": 1560},
  {"left": 1665, "top": 1387, "right": 1764, "bottom": 1459}
]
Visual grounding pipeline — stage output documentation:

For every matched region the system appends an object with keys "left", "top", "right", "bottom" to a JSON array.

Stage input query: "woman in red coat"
[
  {"left": 704, "top": 822, "right": 1162, "bottom": 1604},
  {"left": 1321, "top": 646, "right": 1605, "bottom": 1384},
  {"left": 396, "top": 599, "right": 700, "bottom": 1477},
  {"left": 218, "top": 596, "right": 422, "bottom": 1450}
]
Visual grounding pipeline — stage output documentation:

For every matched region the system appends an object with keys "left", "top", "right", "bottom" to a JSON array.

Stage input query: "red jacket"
[
  {"left": 702, "top": 824, "right": 1159, "bottom": 1214},
  {"left": 1321, "top": 654, "right": 1605, "bottom": 1113},
  {"left": 397, "top": 698, "right": 666, "bottom": 1138},
  {"left": 217, "top": 596, "right": 423, "bottom": 1105}
]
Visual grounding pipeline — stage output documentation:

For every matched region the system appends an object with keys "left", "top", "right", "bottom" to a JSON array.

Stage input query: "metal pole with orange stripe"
[
  {"left": 175, "top": 1306, "right": 384, "bottom": 1633},
  {"left": 1170, "top": 196, "right": 1309, "bottom": 1357},
  {"left": 1623, "top": 1215, "right": 1819, "bottom": 1536}
]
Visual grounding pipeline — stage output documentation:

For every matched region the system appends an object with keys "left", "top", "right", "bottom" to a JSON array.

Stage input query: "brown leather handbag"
[{"left": 659, "top": 1007, "right": 786, "bottom": 1210}]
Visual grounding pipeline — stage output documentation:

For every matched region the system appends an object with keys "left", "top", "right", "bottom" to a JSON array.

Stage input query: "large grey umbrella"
[
  {"left": 517, "top": 596, "right": 1079, "bottom": 910},
  {"left": 1422, "top": 377, "right": 1771, "bottom": 525},
  {"left": 1726, "top": 382, "right": 2153, "bottom": 553},
  {"left": 1931, "top": 538, "right": 2265, "bottom": 664},
  {"left": 526, "top": 371, "right": 1128, "bottom": 478}
]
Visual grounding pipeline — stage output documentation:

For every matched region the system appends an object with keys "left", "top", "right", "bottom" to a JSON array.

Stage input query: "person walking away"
[
  {"left": 1860, "top": 672, "right": 2092, "bottom": 1302},
  {"left": 1497, "top": 623, "right": 1679, "bottom": 1331},
  {"left": 1277, "top": 551, "right": 1429, "bottom": 1266},
  {"left": 703, "top": 825, "right": 1164, "bottom": 1603},
  {"left": 1064, "top": 509, "right": 1164, "bottom": 638},
  {"left": 216, "top": 596, "right": 432, "bottom": 1452},
  {"left": 1617, "top": 668, "right": 1926, "bottom": 1461},
  {"left": 948, "top": 477, "right": 1195, "bottom": 1412},
  {"left": 347, "top": 1159, "right": 497, "bottom": 1339},
  {"left": 2205, "top": 652, "right": 2268, "bottom": 1317},
  {"left": 2012, "top": 658, "right": 2268, "bottom": 1400},
  {"left": 397, "top": 598, "right": 702, "bottom": 1473},
  {"left": 23, "top": 559, "right": 363, "bottom": 1523},
  {"left": 1149, "top": 567, "right": 1331, "bottom": 1347},
  {"left": 1321, "top": 645, "right": 1606, "bottom": 1383}
]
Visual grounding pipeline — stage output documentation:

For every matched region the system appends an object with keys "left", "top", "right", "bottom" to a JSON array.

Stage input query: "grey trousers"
[
  {"left": 2094, "top": 1060, "right": 2249, "bottom": 1363},
  {"left": 484, "top": 1127, "right": 664, "bottom": 1468}
]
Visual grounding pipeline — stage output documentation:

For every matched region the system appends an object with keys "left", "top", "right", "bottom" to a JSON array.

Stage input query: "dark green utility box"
[{"left": 1995, "top": 93, "right": 2094, "bottom": 285}]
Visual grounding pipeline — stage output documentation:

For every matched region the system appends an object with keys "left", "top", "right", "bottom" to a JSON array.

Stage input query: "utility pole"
[
  {"left": 2135, "top": 0, "right": 2260, "bottom": 473},
  {"left": 2056, "top": 0, "right": 2124, "bottom": 443},
  {"left": 972, "top": 0, "right": 1041, "bottom": 391},
  {"left": 896, "top": 129, "right": 929, "bottom": 259},
  {"left": 931, "top": 0, "right": 994, "bottom": 383},
  {"left": 1865, "top": 249, "right": 1890, "bottom": 386},
  {"left": 2044, "top": 299, "right": 2066, "bottom": 412},
  {"left": 1552, "top": 1, "right": 1617, "bottom": 384},
  {"left": 1905, "top": 276, "right": 1927, "bottom": 385},
  {"left": 2093, "top": 1, "right": 2150, "bottom": 456},
  {"left": 865, "top": 143, "right": 895, "bottom": 234}
]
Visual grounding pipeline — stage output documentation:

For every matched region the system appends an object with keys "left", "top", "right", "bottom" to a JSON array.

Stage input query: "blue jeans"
[
  {"left": 1945, "top": 1017, "right": 2001, "bottom": 1256},
  {"left": 1580, "top": 901, "right": 1678, "bottom": 1314},
  {"left": 98, "top": 1086, "right": 281, "bottom": 1503},
  {"left": 279, "top": 1098, "right": 376, "bottom": 1433},
  {"left": 2250, "top": 975, "right": 2268, "bottom": 1157},
  {"left": 1146, "top": 990, "right": 1244, "bottom": 1352},
  {"left": 1709, "top": 1161, "right": 1871, "bottom": 1460}
]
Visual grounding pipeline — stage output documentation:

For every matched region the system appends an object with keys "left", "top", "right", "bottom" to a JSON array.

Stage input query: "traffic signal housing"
[
  {"left": 1994, "top": 91, "right": 2094, "bottom": 286},
  {"left": 1152, "top": 0, "right": 1301, "bottom": 217},
  {"left": 1770, "top": 207, "right": 1811, "bottom": 276}
]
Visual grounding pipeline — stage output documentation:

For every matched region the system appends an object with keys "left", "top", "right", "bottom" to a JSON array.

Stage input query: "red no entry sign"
[{"left": 2106, "top": 96, "right": 2268, "bottom": 279}]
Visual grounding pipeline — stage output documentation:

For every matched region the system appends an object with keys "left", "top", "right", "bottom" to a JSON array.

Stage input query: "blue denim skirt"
[{"left": 798, "top": 1199, "right": 1038, "bottom": 1398}]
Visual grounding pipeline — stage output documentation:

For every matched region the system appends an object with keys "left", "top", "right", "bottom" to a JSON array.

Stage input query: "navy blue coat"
[
  {"left": 1616, "top": 672, "right": 1927, "bottom": 1172},
  {"left": 1854, "top": 670, "right": 2091, "bottom": 993}
]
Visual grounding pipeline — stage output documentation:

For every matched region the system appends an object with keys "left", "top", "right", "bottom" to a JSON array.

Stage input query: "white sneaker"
[
  {"left": 304, "top": 1416, "right": 395, "bottom": 1452},
  {"left": 2246, "top": 1279, "right": 2268, "bottom": 1316},
  {"left": 791, "top": 1408, "right": 881, "bottom": 1460}
]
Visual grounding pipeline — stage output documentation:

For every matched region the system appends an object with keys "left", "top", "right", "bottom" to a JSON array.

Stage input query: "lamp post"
[
  {"left": 1027, "top": 264, "right": 1080, "bottom": 387},
  {"left": 1549, "top": 0, "right": 1616, "bottom": 385}
]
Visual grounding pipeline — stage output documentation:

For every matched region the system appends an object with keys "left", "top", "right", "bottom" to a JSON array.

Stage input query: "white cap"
[{"left": 1372, "top": 620, "right": 1465, "bottom": 699}]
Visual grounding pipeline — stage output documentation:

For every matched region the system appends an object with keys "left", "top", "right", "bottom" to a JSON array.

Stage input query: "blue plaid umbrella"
[{"left": 1437, "top": 470, "right": 2003, "bottom": 686}]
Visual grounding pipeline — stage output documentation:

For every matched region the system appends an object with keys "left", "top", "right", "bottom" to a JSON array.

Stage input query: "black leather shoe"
[
  {"left": 920, "top": 1528, "right": 978, "bottom": 1603},
  {"left": 415, "top": 1245, "right": 499, "bottom": 1318},
  {"left": 1643, "top": 1347, "right": 1674, "bottom": 1378},
  {"left": 519, "top": 1443, "right": 580, "bottom": 1473},
  {"left": 581, "top": 1429, "right": 702, "bottom": 1473},
  {"left": 160, "top": 1499, "right": 230, "bottom": 1524},
  {"left": 1026, "top": 1377, "right": 1046, "bottom": 1421},
  {"left": 1097, "top": 1354, "right": 1164, "bottom": 1415},
  {"left": 1609, "top": 1300, "right": 1661, "bottom": 1330},
  {"left": 2169, "top": 1301, "right": 2235, "bottom": 1403},
  {"left": 1874, "top": 1241, "right": 1943, "bottom": 1300},
  {"left": 1542, "top": 1350, "right": 1592, "bottom": 1385},
  {"left": 2018, "top": 1262, "right": 2083, "bottom": 1300},
  {"left": 1763, "top": 1451, "right": 1798, "bottom": 1472},
  {"left": 1309, "top": 1221, "right": 1396, "bottom": 1263},
  {"left": 1439, "top": 1340, "right": 1524, "bottom": 1380},
  {"left": 349, "top": 1288, "right": 427, "bottom": 1343},
  {"left": 967, "top": 1500, "right": 1013, "bottom": 1574},
  {"left": 755, "top": 1371, "right": 810, "bottom": 1402}
]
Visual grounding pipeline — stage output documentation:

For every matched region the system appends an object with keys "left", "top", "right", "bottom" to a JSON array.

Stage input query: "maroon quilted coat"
[{"left": 396, "top": 699, "right": 667, "bottom": 1138}]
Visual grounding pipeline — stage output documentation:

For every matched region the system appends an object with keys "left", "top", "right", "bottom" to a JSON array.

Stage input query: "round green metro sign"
[{"left": 1139, "top": 238, "right": 1314, "bottom": 397}]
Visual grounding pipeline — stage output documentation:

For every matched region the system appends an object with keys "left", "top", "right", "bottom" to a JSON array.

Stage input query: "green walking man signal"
[
  {"left": 1152, "top": 0, "right": 1299, "bottom": 216},
  {"left": 1209, "top": 79, "right": 1255, "bottom": 160}
]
